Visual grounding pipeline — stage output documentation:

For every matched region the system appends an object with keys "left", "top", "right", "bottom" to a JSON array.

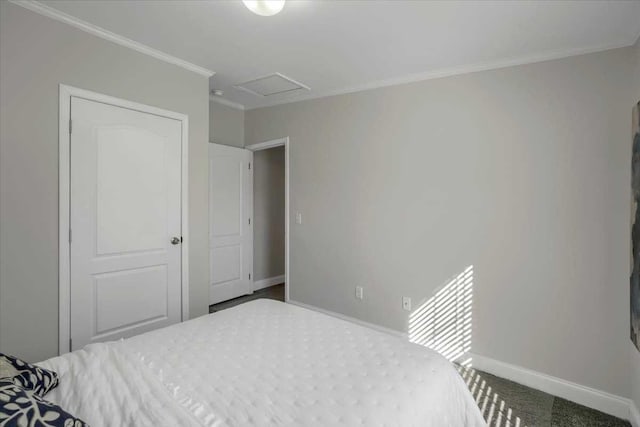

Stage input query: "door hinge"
[
  {"left": 248, "top": 162, "right": 251, "bottom": 170},
  {"left": 69, "top": 338, "right": 72, "bottom": 351},
  {"left": 249, "top": 273, "right": 251, "bottom": 280},
  {"left": 68, "top": 229, "right": 72, "bottom": 243},
  {"left": 248, "top": 218, "right": 251, "bottom": 225},
  {"left": 69, "top": 119, "right": 72, "bottom": 134}
]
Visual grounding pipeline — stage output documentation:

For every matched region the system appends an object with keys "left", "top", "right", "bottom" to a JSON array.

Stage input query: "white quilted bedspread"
[{"left": 40, "top": 300, "right": 486, "bottom": 427}]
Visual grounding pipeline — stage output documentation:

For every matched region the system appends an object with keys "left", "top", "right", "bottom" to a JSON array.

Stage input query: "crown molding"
[
  {"left": 246, "top": 39, "right": 635, "bottom": 110},
  {"left": 9, "top": 0, "right": 214, "bottom": 78},
  {"left": 209, "top": 95, "right": 245, "bottom": 111}
]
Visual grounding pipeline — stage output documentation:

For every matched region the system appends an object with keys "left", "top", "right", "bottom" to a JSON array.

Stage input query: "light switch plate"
[
  {"left": 355, "top": 286, "right": 364, "bottom": 300},
  {"left": 402, "top": 296, "right": 412, "bottom": 311},
  {"left": 295, "top": 212, "right": 302, "bottom": 224}
]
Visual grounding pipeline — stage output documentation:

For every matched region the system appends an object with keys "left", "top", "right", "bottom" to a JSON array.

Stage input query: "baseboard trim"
[
  {"left": 253, "top": 275, "right": 285, "bottom": 291},
  {"left": 286, "top": 300, "right": 634, "bottom": 422},
  {"left": 469, "top": 352, "right": 631, "bottom": 421},
  {"left": 287, "top": 300, "right": 633, "bottom": 422},
  {"left": 288, "top": 299, "right": 407, "bottom": 339}
]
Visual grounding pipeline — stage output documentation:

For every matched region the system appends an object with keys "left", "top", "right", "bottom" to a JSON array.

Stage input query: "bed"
[{"left": 39, "top": 299, "right": 486, "bottom": 426}]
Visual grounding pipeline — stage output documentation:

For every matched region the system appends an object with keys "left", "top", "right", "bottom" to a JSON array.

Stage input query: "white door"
[
  {"left": 70, "top": 96, "right": 183, "bottom": 351},
  {"left": 209, "top": 143, "right": 253, "bottom": 304}
]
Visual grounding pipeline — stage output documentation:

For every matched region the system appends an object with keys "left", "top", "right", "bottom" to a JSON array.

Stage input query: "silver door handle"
[{"left": 170, "top": 237, "right": 181, "bottom": 245}]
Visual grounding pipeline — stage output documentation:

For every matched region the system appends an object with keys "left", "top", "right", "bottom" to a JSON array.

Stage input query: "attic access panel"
[{"left": 234, "top": 73, "right": 310, "bottom": 97}]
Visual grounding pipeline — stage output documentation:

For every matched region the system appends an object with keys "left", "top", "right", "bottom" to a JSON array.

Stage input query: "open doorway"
[
  {"left": 247, "top": 138, "right": 290, "bottom": 304},
  {"left": 250, "top": 145, "right": 285, "bottom": 298},
  {"left": 209, "top": 138, "right": 290, "bottom": 313}
]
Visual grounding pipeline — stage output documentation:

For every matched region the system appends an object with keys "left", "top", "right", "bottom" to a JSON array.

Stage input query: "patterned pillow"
[
  {"left": 0, "top": 380, "right": 88, "bottom": 427},
  {"left": 0, "top": 361, "right": 18, "bottom": 380},
  {"left": 0, "top": 354, "right": 58, "bottom": 397}
]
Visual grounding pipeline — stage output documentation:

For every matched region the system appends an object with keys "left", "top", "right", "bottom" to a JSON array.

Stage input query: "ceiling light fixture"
[{"left": 242, "top": 0, "right": 285, "bottom": 16}]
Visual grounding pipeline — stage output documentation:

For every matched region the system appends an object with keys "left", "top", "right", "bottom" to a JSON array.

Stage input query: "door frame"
[
  {"left": 58, "top": 84, "right": 190, "bottom": 355},
  {"left": 245, "top": 138, "right": 290, "bottom": 302}
]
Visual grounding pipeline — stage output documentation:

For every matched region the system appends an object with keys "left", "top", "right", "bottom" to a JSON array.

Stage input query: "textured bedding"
[{"left": 39, "top": 299, "right": 486, "bottom": 427}]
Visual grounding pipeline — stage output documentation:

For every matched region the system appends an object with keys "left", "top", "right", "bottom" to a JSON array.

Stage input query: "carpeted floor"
[{"left": 457, "top": 366, "right": 629, "bottom": 426}]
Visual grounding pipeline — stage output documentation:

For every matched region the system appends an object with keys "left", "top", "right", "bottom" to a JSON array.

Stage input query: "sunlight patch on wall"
[{"left": 408, "top": 265, "right": 473, "bottom": 364}]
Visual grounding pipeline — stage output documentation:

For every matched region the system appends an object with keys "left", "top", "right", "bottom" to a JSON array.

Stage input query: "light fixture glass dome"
[{"left": 242, "top": 0, "right": 285, "bottom": 16}]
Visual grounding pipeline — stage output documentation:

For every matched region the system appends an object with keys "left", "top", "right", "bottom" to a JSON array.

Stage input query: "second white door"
[{"left": 209, "top": 143, "right": 253, "bottom": 304}]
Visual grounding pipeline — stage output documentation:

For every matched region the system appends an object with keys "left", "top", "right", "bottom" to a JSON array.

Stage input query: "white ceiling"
[{"left": 40, "top": 0, "right": 640, "bottom": 110}]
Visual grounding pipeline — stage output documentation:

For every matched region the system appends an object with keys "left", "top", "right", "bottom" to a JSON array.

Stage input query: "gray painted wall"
[
  {"left": 0, "top": 2, "right": 210, "bottom": 362},
  {"left": 630, "top": 37, "right": 640, "bottom": 413},
  {"left": 253, "top": 147, "right": 285, "bottom": 281},
  {"left": 246, "top": 48, "right": 632, "bottom": 397},
  {"left": 210, "top": 101, "right": 244, "bottom": 147}
]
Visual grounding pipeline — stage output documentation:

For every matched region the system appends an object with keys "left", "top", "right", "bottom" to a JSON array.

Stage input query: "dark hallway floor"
[{"left": 209, "top": 283, "right": 284, "bottom": 313}]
